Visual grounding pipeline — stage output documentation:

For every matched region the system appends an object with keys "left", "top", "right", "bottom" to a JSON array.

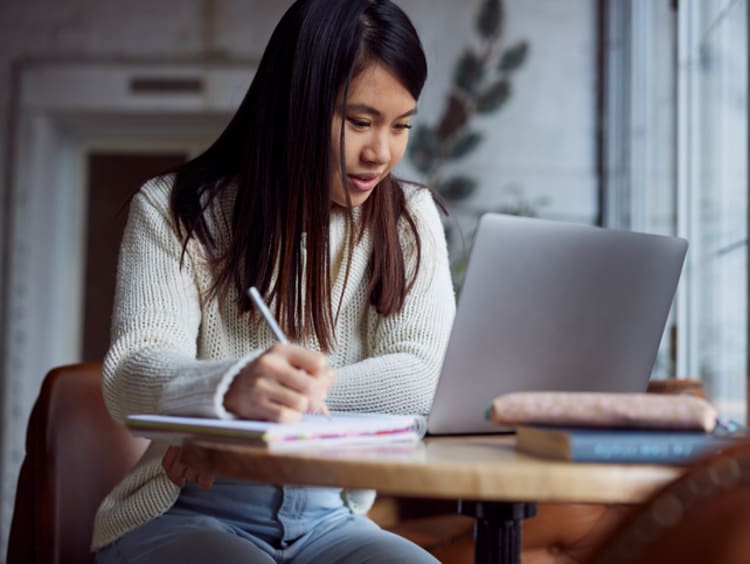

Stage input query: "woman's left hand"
[{"left": 161, "top": 445, "right": 215, "bottom": 489}]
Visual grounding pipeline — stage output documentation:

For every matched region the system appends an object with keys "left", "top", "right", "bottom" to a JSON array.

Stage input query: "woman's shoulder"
[
  {"left": 136, "top": 173, "right": 176, "bottom": 210},
  {"left": 399, "top": 179, "right": 428, "bottom": 202},
  {"left": 398, "top": 179, "right": 443, "bottom": 227}
]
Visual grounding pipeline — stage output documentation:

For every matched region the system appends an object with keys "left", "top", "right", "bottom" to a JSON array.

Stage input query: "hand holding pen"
[
  {"left": 222, "top": 287, "right": 334, "bottom": 422},
  {"left": 247, "top": 287, "right": 331, "bottom": 418}
]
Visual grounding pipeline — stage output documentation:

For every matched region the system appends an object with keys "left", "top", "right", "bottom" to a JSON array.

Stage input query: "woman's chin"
[{"left": 330, "top": 191, "right": 374, "bottom": 208}]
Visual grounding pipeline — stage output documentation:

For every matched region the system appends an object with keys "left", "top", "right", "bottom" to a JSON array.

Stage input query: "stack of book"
[{"left": 487, "top": 391, "right": 741, "bottom": 464}]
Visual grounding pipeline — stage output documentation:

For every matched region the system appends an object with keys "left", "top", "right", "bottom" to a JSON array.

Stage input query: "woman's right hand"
[{"left": 223, "top": 343, "right": 335, "bottom": 422}]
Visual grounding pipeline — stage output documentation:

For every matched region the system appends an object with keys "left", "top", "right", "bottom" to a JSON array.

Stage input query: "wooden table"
[{"left": 182, "top": 435, "right": 682, "bottom": 564}]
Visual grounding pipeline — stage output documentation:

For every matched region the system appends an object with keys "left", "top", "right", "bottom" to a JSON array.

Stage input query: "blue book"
[{"left": 515, "top": 425, "right": 733, "bottom": 464}]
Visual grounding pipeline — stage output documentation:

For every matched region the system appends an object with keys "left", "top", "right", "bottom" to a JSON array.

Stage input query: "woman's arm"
[
  {"left": 326, "top": 188, "right": 456, "bottom": 415},
  {"left": 102, "top": 178, "right": 262, "bottom": 424},
  {"left": 104, "top": 178, "right": 333, "bottom": 425}
]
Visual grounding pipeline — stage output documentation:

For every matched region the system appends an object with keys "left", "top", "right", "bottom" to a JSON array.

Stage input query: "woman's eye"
[
  {"left": 348, "top": 118, "right": 370, "bottom": 128},
  {"left": 394, "top": 123, "right": 413, "bottom": 131}
]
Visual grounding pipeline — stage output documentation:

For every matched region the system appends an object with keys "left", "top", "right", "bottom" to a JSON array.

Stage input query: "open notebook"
[{"left": 126, "top": 412, "right": 427, "bottom": 451}]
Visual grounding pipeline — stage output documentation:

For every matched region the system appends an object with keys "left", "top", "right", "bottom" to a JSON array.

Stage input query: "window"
[
  {"left": 680, "top": 0, "right": 748, "bottom": 420},
  {"left": 602, "top": 0, "right": 679, "bottom": 377},
  {"left": 603, "top": 0, "right": 748, "bottom": 421}
]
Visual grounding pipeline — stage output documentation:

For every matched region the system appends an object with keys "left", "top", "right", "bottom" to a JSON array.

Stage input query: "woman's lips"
[{"left": 348, "top": 174, "right": 379, "bottom": 192}]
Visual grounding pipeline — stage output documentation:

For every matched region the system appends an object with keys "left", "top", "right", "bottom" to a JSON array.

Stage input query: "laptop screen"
[{"left": 427, "top": 214, "right": 688, "bottom": 435}]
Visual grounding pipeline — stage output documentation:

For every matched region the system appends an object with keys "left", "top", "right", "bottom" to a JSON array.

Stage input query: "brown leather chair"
[
  {"left": 586, "top": 438, "right": 750, "bottom": 564},
  {"left": 7, "top": 363, "right": 148, "bottom": 564}
]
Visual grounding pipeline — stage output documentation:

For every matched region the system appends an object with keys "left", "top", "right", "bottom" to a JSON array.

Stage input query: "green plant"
[
  {"left": 407, "top": 0, "right": 532, "bottom": 287},
  {"left": 408, "top": 0, "right": 529, "bottom": 201}
]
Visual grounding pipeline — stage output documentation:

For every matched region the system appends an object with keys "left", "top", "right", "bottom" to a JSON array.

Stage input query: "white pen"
[{"left": 248, "top": 286, "right": 331, "bottom": 419}]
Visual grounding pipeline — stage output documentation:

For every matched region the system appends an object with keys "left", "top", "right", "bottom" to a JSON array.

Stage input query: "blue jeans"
[{"left": 95, "top": 479, "right": 438, "bottom": 563}]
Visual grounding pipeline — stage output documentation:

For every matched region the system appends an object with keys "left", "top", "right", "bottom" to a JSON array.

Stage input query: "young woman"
[{"left": 93, "top": 0, "right": 455, "bottom": 562}]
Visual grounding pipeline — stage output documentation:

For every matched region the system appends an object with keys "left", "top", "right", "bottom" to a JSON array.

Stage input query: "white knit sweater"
[{"left": 91, "top": 176, "right": 456, "bottom": 551}]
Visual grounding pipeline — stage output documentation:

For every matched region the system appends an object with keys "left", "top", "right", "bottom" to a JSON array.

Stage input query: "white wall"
[
  {"left": 399, "top": 0, "right": 597, "bottom": 223},
  {"left": 0, "top": 0, "right": 597, "bottom": 556}
]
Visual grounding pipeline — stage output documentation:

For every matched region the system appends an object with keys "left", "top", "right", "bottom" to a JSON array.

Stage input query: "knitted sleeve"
[
  {"left": 102, "top": 178, "right": 260, "bottom": 424},
  {"left": 326, "top": 187, "right": 456, "bottom": 415}
]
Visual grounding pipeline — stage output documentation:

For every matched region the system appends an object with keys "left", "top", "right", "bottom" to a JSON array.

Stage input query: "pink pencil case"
[{"left": 488, "top": 391, "right": 718, "bottom": 432}]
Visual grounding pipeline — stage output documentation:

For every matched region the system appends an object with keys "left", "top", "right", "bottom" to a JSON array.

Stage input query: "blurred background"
[{"left": 0, "top": 0, "right": 746, "bottom": 557}]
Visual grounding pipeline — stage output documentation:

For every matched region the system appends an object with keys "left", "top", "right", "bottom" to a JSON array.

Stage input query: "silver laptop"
[{"left": 427, "top": 213, "right": 688, "bottom": 435}]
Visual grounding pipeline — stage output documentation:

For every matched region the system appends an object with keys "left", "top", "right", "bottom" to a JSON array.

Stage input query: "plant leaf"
[
  {"left": 454, "top": 50, "right": 484, "bottom": 96},
  {"left": 437, "top": 176, "right": 478, "bottom": 201},
  {"left": 476, "top": 0, "right": 503, "bottom": 39},
  {"left": 408, "top": 125, "right": 440, "bottom": 174},
  {"left": 445, "top": 130, "right": 482, "bottom": 160},
  {"left": 435, "top": 94, "right": 469, "bottom": 141},
  {"left": 476, "top": 79, "right": 510, "bottom": 113},
  {"left": 499, "top": 41, "right": 529, "bottom": 72}
]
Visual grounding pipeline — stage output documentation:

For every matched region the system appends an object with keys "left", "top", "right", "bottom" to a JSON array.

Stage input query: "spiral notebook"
[{"left": 126, "top": 412, "right": 426, "bottom": 450}]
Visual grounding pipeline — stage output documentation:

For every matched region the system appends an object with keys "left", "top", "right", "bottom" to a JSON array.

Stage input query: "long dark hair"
[{"left": 170, "top": 0, "right": 429, "bottom": 351}]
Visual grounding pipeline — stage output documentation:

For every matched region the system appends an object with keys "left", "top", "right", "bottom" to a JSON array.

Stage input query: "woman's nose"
[{"left": 362, "top": 132, "right": 390, "bottom": 164}]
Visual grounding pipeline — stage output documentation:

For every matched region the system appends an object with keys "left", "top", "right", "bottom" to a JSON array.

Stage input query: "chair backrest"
[
  {"left": 7, "top": 363, "right": 148, "bottom": 564},
  {"left": 586, "top": 438, "right": 750, "bottom": 564}
]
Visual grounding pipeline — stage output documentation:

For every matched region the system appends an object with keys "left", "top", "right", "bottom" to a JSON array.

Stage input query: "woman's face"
[{"left": 330, "top": 62, "right": 417, "bottom": 208}]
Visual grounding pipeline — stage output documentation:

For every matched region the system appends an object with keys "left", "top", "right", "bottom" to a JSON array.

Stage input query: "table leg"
[{"left": 458, "top": 500, "right": 538, "bottom": 564}]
